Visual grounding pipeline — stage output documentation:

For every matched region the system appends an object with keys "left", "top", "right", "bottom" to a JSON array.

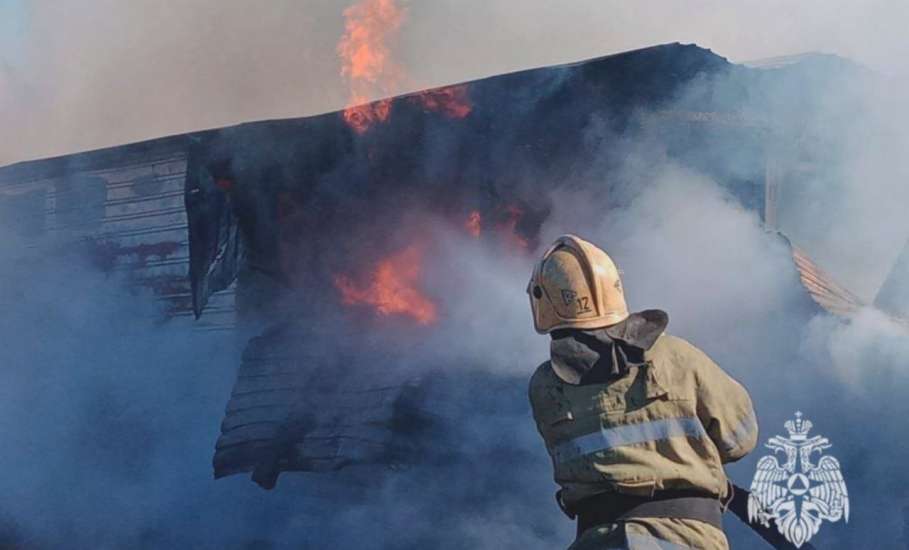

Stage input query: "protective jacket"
[{"left": 529, "top": 312, "right": 758, "bottom": 549}]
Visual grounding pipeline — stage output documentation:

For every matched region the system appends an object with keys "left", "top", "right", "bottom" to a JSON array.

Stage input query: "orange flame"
[
  {"left": 501, "top": 205, "right": 529, "bottom": 251},
  {"left": 337, "top": 0, "right": 406, "bottom": 133},
  {"left": 342, "top": 97, "right": 394, "bottom": 134},
  {"left": 334, "top": 245, "right": 438, "bottom": 325},
  {"left": 465, "top": 210, "right": 482, "bottom": 238},
  {"left": 464, "top": 207, "right": 530, "bottom": 251},
  {"left": 415, "top": 85, "right": 473, "bottom": 119}
]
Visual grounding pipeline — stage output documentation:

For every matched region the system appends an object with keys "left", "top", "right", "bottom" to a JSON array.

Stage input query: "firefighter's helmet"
[{"left": 527, "top": 234, "right": 629, "bottom": 334}]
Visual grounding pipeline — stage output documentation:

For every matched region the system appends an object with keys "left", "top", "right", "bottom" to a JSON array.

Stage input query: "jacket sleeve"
[
  {"left": 691, "top": 345, "right": 758, "bottom": 463},
  {"left": 527, "top": 363, "right": 554, "bottom": 443}
]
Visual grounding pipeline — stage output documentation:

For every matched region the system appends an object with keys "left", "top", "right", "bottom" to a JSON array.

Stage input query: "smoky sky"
[{"left": 2, "top": 0, "right": 909, "bottom": 166}]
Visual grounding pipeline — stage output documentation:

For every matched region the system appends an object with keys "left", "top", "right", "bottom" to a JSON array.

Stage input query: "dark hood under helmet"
[{"left": 549, "top": 309, "right": 669, "bottom": 385}]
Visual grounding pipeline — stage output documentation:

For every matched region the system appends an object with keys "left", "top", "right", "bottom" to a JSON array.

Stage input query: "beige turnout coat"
[{"left": 530, "top": 333, "right": 758, "bottom": 549}]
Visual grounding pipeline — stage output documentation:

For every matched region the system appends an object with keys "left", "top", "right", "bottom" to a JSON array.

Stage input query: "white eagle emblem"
[{"left": 748, "top": 412, "right": 849, "bottom": 548}]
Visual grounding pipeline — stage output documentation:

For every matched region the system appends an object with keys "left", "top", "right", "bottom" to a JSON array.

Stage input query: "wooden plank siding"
[
  {"left": 0, "top": 139, "right": 236, "bottom": 332},
  {"left": 212, "top": 327, "right": 440, "bottom": 487}
]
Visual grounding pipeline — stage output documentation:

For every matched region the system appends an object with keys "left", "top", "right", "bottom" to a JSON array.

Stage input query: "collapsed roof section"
[
  {"left": 214, "top": 324, "right": 440, "bottom": 488},
  {"left": 789, "top": 242, "right": 864, "bottom": 317}
]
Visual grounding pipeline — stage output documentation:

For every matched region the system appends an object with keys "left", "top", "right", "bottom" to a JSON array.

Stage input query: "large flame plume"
[
  {"left": 337, "top": 0, "right": 472, "bottom": 133},
  {"left": 334, "top": 245, "right": 439, "bottom": 325},
  {"left": 337, "top": 0, "right": 406, "bottom": 133}
]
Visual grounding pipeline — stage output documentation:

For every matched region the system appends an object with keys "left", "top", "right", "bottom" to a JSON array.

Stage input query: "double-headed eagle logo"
[{"left": 748, "top": 412, "right": 849, "bottom": 548}]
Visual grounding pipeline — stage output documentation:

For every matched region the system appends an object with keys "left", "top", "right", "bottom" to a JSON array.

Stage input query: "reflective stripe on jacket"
[{"left": 529, "top": 333, "right": 758, "bottom": 509}]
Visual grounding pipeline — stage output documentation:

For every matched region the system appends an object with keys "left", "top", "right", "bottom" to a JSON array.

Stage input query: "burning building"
[{"left": 0, "top": 43, "right": 895, "bottom": 501}]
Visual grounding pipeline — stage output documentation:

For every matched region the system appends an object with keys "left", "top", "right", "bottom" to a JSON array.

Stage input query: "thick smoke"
[
  {"left": 534, "top": 67, "right": 909, "bottom": 548},
  {"left": 4, "top": 71, "right": 909, "bottom": 549}
]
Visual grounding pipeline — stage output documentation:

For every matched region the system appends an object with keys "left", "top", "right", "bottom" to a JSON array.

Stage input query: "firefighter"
[{"left": 527, "top": 234, "right": 758, "bottom": 550}]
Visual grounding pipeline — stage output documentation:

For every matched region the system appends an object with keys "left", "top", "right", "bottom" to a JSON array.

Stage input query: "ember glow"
[
  {"left": 463, "top": 207, "right": 531, "bottom": 251},
  {"left": 465, "top": 210, "right": 482, "bottom": 237},
  {"left": 415, "top": 85, "right": 473, "bottom": 119},
  {"left": 334, "top": 245, "right": 438, "bottom": 325},
  {"left": 502, "top": 205, "right": 530, "bottom": 251},
  {"left": 342, "top": 98, "right": 394, "bottom": 134},
  {"left": 337, "top": 0, "right": 406, "bottom": 133}
]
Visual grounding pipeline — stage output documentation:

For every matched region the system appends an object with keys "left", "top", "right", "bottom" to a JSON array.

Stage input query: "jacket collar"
[{"left": 550, "top": 309, "right": 669, "bottom": 385}]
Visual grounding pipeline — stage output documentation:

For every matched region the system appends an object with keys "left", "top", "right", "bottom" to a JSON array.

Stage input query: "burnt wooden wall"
[{"left": 0, "top": 136, "right": 236, "bottom": 331}]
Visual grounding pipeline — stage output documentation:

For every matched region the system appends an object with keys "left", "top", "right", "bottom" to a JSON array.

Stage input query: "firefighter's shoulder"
[
  {"left": 647, "top": 333, "right": 719, "bottom": 385},
  {"left": 528, "top": 361, "right": 558, "bottom": 400},
  {"left": 530, "top": 360, "right": 558, "bottom": 386}
]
